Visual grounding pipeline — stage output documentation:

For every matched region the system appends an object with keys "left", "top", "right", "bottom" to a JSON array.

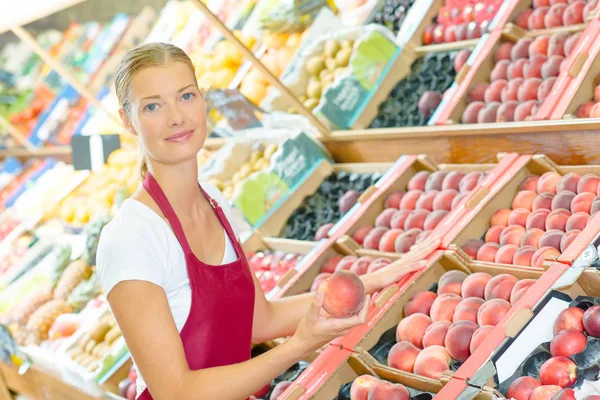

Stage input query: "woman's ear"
[{"left": 118, "top": 108, "right": 137, "bottom": 136}]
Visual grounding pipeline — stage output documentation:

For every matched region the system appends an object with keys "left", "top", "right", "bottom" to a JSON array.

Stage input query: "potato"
[
  {"left": 305, "top": 56, "right": 325, "bottom": 76},
  {"left": 326, "top": 57, "right": 337, "bottom": 72},
  {"left": 319, "top": 69, "right": 331, "bottom": 82},
  {"left": 264, "top": 144, "right": 278, "bottom": 160},
  {"left": 104, "top": 326, "right": 122, "bottom": 346},
  {"left": 335, "top": 48, "right": 352, "bottom": 67},
  {"left": 84, "top": 339, "right": 97, "bottom": 354},
  {"left": 92, "top": 342, "right": 109, "bottom": 358},
  {"left": 303, "top": 98, "right": 320, "bottom": 111},
  {"left": 341, "top": 39, "right": 353, "bottom": 49},
  {"left": 307, "top": 80, "right": 322, "bottom": 99},
  {"left": 325, "top": 40, "right": 341, "bottom": 58},
  {"left": 90, "top": 321, "right": 112, "bottom": 343}
]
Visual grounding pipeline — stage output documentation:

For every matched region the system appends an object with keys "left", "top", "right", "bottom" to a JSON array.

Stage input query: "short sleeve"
[{"left": 97, "top": 218, "right": 168, "bottom": 296}]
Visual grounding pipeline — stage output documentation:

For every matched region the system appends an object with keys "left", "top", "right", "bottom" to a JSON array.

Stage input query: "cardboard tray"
[
  {"left": 333, "top": 153, "right": 519, "bottom": 260},
  {"left": 438, "top": 154, "right": 600, "bottom": 270},
  {"left": 432, "top": 24, "right": 591, "bottom": 125}
]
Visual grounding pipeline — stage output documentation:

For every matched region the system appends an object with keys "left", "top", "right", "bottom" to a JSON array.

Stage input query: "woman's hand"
[
  {"left": 289, "top": 289, "right": 371, "bottom": 358},
  {"left": 361, "top": 236, "right": 441, "bottom": 293}
]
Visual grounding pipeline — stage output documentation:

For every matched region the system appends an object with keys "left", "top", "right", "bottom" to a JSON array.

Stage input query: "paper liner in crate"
[{"left": 262, "top": 24, "right": 401, "bottom": 129}]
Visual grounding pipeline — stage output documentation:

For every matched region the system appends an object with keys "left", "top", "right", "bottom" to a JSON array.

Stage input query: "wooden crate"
[{"left": 0, "top": 362, "right": 40, "bottom": 399}]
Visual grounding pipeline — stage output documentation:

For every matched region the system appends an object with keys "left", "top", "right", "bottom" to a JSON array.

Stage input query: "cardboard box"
[
  {"left": 333, "top": 153, "right": 519, "bottom": 260},
  {"left": 433, "top": 24, "right": 590, "bottom": 125},
  {"left": 439, "top": 154, "right": 600, "bottom": 270}
]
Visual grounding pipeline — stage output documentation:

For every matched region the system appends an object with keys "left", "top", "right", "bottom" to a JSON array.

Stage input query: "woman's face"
[{"left": 123, "top": 62, "right": 206, "bottom": 169}]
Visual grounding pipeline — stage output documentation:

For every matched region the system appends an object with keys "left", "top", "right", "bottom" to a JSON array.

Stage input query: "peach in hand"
[{"left": 321, "top": 270, "right": 366, "bottom": 318}]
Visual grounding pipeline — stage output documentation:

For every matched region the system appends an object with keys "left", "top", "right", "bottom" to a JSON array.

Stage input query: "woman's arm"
[{"left": 109, "top": 280, "right": 368, "bottom": 400}]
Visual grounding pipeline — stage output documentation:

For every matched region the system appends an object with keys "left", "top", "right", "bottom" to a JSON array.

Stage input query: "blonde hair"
[{"left": 114, "top": 42, "right": 196, "bottom": 180}]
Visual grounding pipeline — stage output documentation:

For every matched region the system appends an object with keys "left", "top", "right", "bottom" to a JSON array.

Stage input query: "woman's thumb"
[{"left": 308, "top": 289, "right": 325, "bottom": 318}]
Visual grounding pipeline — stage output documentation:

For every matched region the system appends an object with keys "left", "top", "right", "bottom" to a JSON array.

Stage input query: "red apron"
[{"left": 138, "top": 172, "right": 255, "bottom": 399}]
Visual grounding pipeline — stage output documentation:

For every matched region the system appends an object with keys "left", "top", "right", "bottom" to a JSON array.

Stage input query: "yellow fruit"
[
  {"left": 126, "top": 175, "right": 139, "bottom": 195},
  {"left": 73, "top": 206, "right": 90, "bottom": 225},
  {"left": 59, "top": 202, "right": 76, "bottom": 222},
  {"left": 244, "top": 68, "right": 269, "bottom": 86},
  {"left": 240, "top": 81, "right": 268, "bottom": 105},
  {"left": 286, "top": 33, "right": 302, "bottom": 48},
  {"left": 261, "top": 53, "right": 282, "bottom": 77},
  {"left": 233, "top": 30, "right": 256, "bottom": 49},
  {"left": 211, "top": 68, "right": 236, "bottom": 89},
  {"left": 306, "top": 56, "right": 325, "bottom": 76},
  {"left": 263, "top": 33, "right": 288, "bottom": 49}
]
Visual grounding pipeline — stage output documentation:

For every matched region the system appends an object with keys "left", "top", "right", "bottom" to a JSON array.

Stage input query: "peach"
[
  {"left": 321, "top": 255, "right": 342, "bottom": 273},
  {"left": 416, "top": 230, "right": 433, "bottom": 243},
  {"left": 478, "top": 102, "right": 502, "bottom": 123},
  {"left": 478, "top": 298, "right": 511, "bottom": 326},
  {"left": 527, "top": 209, "right": 552, "bottom": 230},
  {"left": 490, "top": 208, "right": 511, "bottom": 226},
  {"left": 400, "top": 190, "right": 424, "bottom": 210},
  {"left": 459, "top": 172, "right": 483, "bottom": 193},
  {"left": 512, "top": 38, "right": 534, "bottom": 61},
  {"left": 578, "top": 174, "right": 600, "bottom": 194},
  {"left": 444, "top": 320, "right": 478, "bottom": 361},
  {"left": 560, "top": 229, "right": 580, "bottom": 252},
  {"left": 583, "top": 305, "right": 600, "bottom": 337},
  {"left": 539, "top": 357, "right": 577, "bottom": 387},
  {"left": 490, "top": 60, "right": 510, "bottom": 81},
  {"left": 538, "top": 77, "right": 557, "bottom": 101},
  {"left": 352, "top": 226, "right": 373, "bottom": 246},
  {"left": 584, "top": 1, "right": 596, "bottom": 21},
  {"left": 433, "top": 190, "right": 459, "bottom": 211},
  {"left": 529, "top": 7, "right": 550, "bottom": 30},
  {"left": 476, "top": 243, "right": 501, "bottom": 263},
  {"left": 462, "top": 101, "right": 486, "bottom": 124},
  {"left": 508, "top": 208, "right": 531, "bottom": 227},
  {"left": 364, "top": 227, "right": 389, "bottom": 250},
  {"left": 541, "top": 56, "right": 564, "bottom": 79},
  {"left": 321, "top": 270, "right": 366, "bottom": 318},
  {"left": 521, "top": 176, "right": 541, "bottom": 192},
  {"left": 484, "top": 80, "right": 508, "bottom": 103},
  {"left": 551, "top": 190, "right": 576, "bottom": 211},
  {"left": 350, "top": 256, "right": 374, "bottom": 276},
  {"left": 485, "top": 274, "right": 518, "bottom": 301},
  {"left": 404, "top": 291, "right": 437, "bottom": 317},
  {"left": 513, "top": 246, "right": 537, "bottom": 266},
  {"left": 375, "top": 208, "right": 398, "bottom": 228},
  {"left": 529, "top": 36, "right": 550, "bottom": 57},
  {"left": 316, "top": 223, "right": 334, "bottom": 240},
  {"left": 485, "top": 225, "right": 504, "bottom": 243},
  {"left": 413, "top": 345, "right": 452, "bottom": 380},
  {"left": 462, "top": 272, "right": 492, "bottom": 299},
  {"left": 388, "top": 341, "right": 421, "bottom": 372},
  {"left": 566, "top": 212, "right": 589, "bottom": 231},
  {"left": 564, "top": 32, "right": 582, "bottom": 57},
  {"left": 545, "top": 4, "right": 568, "bottom": 28},
  {"left": 501, "top": 79, "right": 524, "bottom": 102},
  {"left": 461, "top": 238, "right": 485, "bottom": 259},
  {"left": 550, "top": 329, "right": 587, "bottom": 358},
  {"left": 548, "top": 32, "right": 569, "bottom": 57},
  {"left": 378, "top": 229, "right": 404, "bottom": 253},
  {"left": 390, "top": 210, "right": 411, "bottom": 230},
  {"left": 350, "top": 375, "right": 379, "bottom": 400},
  {"left": 335, "top": 256, "right": 358, "bottom": 272},
  {"left": 539, "top": 229, "right": 564, "bottom": 251},
  {"left": 422, "top": 320, "right": 451, "bottom": 348},
  {"left": 452, "top": 192, "right": 467, "bottom": 209},
  {"left": 510, "top": 278, "right": 537, "bottom": 303},
  {"left": 438, "top": 270, "right": 468, "bottom": 296},
  {"left": 515, "top": 9, "right": 534, "bottom": 29},
  {"left": 577, "top": 101, "right": 596, "bottom": 118},
  {"left": 425, "top": 171, "right": 449, "bottom": 192},
  {"left": 454, "top": 49, "right": 471, "bottom": 72},
  {"left": 497, "top": 101, "right": 520, "bottom": 122},
  {"left": 500, "top": 225, "right": 526, "bottom": 246},
  {"left": 592, "top": 198, "right": 600, "bottom": 215},
  {"left": 367, "top": 258, "right": 392, "bottom": 273},
  {"left": 310, "top": 273, "right": 332, "bottom": 292},
  {"left": 571, "top": 192, "right": 595, "bottom": 213},
  {"left": 518, "top": 77, "right": 543, "bottom": 101},
  {"left": 514, "top": 100, "right": 539, "bottom": 121},
  {"left": 396, "top": 313, "right": 432, "bottom": 348},
  {"left": 442, "top": 172, "right": 465, "bottom": 191},
  {"left": 495, "top": 42, "right": 514, "bottom": 62},
  {"left": 408, "top": 171, "right": 430, "bottom": 191},
  {"left": 430, "top": 293, "right": 462, "bottom": 322},
  {"left": 538, "top": 172, "right": 562, "bottom": 194},
  {"left": 532, "top": 246, "right": 561, "bottom": 267},
  {"left": 552, "top": 388, "right": 576, "bottom": 400},
  {"left": 495, "top": 244, "right": 519, "bottom": 264},
  {"left": 470, "top": 325, "right": 494, "bottom": 353},
  {"left": 404, "top": 209, "right": 430, "bottom": 230},
  {"left": 416, "top": 191, "right": 439, "bottom": 211},
  {"left": 513, "top": 190, "right": 538, "bottom": 210},
  {"left": 453, "top": 297, "right": 484, "bottom": 323},
  {"left": 385, "top": 191, "right": 405, "bottom": 209},
  {"left": 424, "top": 210, "right": 449, "bottom": 231},
  {"left": 531, "top": 386, "right": 563, "bottom": 400},
  {"left": 508, "top": 377, "right": 543, "bottom": 400},
  {"left": 270, "top": 382, "right": 293, "bottom": 400},
  {"left": 546, "top": 209, "right": 571, "bottom": 231},
  {"left": 522, "top": 228, "right": 544, "bottom": 248},
  {"left": 468, "top": 83, "right": 490, "bottom": 103},
  {"left": 533, "top": 192, "right": 555, "bottom": 210},
  {"left": 563, "top": 1, "right": 585, "bottom": 25},
  {"left": 367, "top": 381, "right": 410, "bottom": 400},
  {"left": 394, "top": 230, "right": 419, "bottom": 253},
  {"left": 508, "top": 60, "right": 528, "bottom": 80}
]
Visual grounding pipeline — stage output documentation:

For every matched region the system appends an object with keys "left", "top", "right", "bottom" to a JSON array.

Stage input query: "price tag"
[
  {"left": 206, "top": 89, "right": 263, "bottom": 131},
  {"left": 71, "top": 134, "right": 121, "bottom": 171}
]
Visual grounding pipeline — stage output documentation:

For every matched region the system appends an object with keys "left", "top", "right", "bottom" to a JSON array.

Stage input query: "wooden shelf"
[{"left": 0, "top": 0, "right": 87, "bottom": 34}]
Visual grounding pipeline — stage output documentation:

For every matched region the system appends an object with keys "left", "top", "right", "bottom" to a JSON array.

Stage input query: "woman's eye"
[
  {"left": 182, "top": 92, "right": 194, "bottom": 101},
  {"left": 145, "top": 104, "right": 158, "bottom": 112}
]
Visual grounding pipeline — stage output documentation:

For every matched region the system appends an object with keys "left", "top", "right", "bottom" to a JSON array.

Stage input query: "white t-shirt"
[{"left": 96, "top": 183, "right": 240, "bottom": 397}]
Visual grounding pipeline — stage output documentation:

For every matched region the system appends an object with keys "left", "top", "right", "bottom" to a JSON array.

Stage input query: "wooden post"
[
  {"left": 0, "top": 116, "right": 37, "bottom": 152},
  {"left": 190, "top": 0, "right": 332, "bottom": 137},
  {"left": 10, "top": 25, "right": 124, "bottom": 129}
]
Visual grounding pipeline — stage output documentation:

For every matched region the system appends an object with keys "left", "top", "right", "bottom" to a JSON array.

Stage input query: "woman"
[{"left": 97, "top": 42, "right": 435, "bottom": 400}]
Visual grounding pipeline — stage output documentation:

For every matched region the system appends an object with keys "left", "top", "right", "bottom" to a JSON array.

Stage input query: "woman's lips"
[{"left": 165, "top": 130, "right": 193, "bottom": 143}]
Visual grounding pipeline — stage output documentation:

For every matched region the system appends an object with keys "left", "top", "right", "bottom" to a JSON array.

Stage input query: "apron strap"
[{"left": 143, "top": 172, "right": 193, "bottom": 255}]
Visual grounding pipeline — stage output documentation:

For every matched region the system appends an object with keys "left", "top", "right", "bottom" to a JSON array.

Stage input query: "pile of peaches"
[
  {"left": 461, "top": 172, "right": 600, "bottom": 267},
  {"left": 309, "top": 255, "right": 392, "bottom": 293},
  {"left": 514, "top": 0, "right": 596, "bottom": 31},
  {"left": 350, "top": 170, "right": 486, "bottom": 254},
  {"left": 384, "top": 270, "right": 535, "bottom": 380},
  {"left": 349, "top": 375, "right": 412, "bottom": 400}
]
